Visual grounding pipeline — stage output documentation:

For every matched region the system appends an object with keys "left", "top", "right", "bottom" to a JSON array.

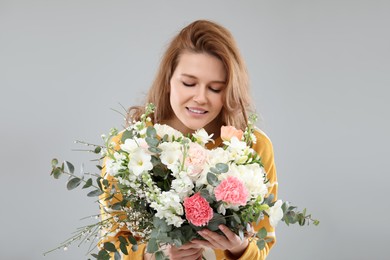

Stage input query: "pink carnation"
[
  {"left": 214, "top": 176, "right": 248, "bottom": 206},
  {"left": 220, "top": 126, "right": 244, "bottom": 142},
  {"left": 183, "top": 193, "right": 213, "bottom": 226}
]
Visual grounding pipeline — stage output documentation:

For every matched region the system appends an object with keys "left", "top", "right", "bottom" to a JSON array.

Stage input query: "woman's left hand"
[{"left": 191, "top": 224, "right": 249, "bottom": 258}]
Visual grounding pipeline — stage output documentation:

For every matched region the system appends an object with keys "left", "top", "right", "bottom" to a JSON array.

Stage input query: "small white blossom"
[
  {"left": 192, "top": 128, "right": 214, "bottom": 145},
  {"left": 128, "top": 150, "right": 153, "bottom": 176},
  {"left": 266, "top": 200, "right": 284, "bottom": 227}
]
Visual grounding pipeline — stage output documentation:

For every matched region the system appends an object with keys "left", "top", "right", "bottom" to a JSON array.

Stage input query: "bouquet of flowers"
[{"left": 45, "top": 103, "right": 318, "bottom": 260}]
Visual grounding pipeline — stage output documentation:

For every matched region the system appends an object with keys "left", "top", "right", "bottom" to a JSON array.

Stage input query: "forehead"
[{"left": 174, "top": 52, "right": 226, "bottom": 82}]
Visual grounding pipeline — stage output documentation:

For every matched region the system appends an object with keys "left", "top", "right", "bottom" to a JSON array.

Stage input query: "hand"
[
  {"left": 164, "top": 242, "right": 204, "bottom": 260},
  {"left": 191, "top": 224, "right": 249, "bottom": 258}
]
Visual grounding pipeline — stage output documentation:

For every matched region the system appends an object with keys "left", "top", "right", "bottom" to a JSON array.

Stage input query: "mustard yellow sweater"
[{"left": 99, "top": 129, "right": 278, "bottom": 260}]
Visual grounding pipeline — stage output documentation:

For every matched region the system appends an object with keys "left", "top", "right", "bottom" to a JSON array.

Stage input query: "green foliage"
[
  {"left": 206, "top": 172, "right": 220, "bottom": 186},
  {"left": 82, "top": 178, "right": 93, "bottom": 189},
  {"left": 103, "top": 242, "right": 116, "bottom": 252},
  {"left": 146, "top": 238, "right": 158, "bottom": 253},
  {"left": 64, "top": 161, "right": 75, "bottom": 174},
  {"left": 87, "top": 189, "right": 103, "bottom": 197},
  {"left": 207, "top": 213, "right": 226, "bottom": 231},
  {"left": 67, "top": 177, "right": 81, "bottom": 190}
]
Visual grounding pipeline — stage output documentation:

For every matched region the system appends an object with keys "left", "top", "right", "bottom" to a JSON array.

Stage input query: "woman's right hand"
[
  {"left": 166, "top": 243, "right": 204, "bottom": 260},
  {"left": 144, "top": 242, "right": 204, "bottom": 260}
]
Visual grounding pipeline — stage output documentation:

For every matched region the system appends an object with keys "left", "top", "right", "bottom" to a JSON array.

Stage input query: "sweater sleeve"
[
  {"left": 98, "top": 132, "right": 147, "bottom": 259},
  {"left": 222, "top": 129, "right": 278, "bottom": 260}
]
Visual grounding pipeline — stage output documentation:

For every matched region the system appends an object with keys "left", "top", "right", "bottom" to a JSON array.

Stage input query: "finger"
[
  {"left": 218, "top": 224, "right": 240, "bottom": 242},
  {"left": 197, "top": 230, "right": 227, "bottom": 249},
  {"left": 191, "top": 239, "right": 213, "bottom": 248}
]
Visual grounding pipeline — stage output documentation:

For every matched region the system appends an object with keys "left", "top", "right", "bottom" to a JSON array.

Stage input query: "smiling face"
[{"left": 166, "top": 52, "right": 226, "bottom": 136}]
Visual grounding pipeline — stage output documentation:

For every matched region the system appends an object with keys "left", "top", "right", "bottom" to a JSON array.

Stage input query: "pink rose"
[
  {"left": 183, "top": 193, "right": 213, "bottom": 226},
  {"left": 220, "top": 126, "right": 244, "bottom": 141},
  {"left": 185, "top": 143, "right": 208, "bottom": 179},
  {"left": 214, "top": 176, "right": 248, "bottom": 206}
]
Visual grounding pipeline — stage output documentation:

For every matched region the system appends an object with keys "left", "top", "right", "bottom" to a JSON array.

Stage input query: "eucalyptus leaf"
[
  {"left": 114, "top": 251, "right": 121, "bottom": 260},
  {"left": 256, "top": 239, "right": 266, "bottom": 250},
  {"left": 121, "top": 130, "right": 134, "bottom": 143},
  {"left": 87, "top": 189, "right": 103, "bottom": 197},
  {"left": 149, "top": 147, "right": 162, "bottom": 154},
  {"left": 146, "top": 137, "right": 159, "bottom": 147},
  {"left": 103, "top": 242, "right": 117, "bottom": 252},
  {"left": 206, "top": 172, "right": 219, "bottom": 187},
  {"left": 64, "top": 161, "right": 75, "bottom": 174},
  {"left": 67, "top": 177, "right": 81, "bottom": 190},
  {"left": 155, "top": 251, "right": 165, "bottom": 260},
  {"left": 119, "top": 241, "right": 128, "bottom": 255},
  {"left": 257, "top": 227, "right": 267, "bottom": 239},
  {"left": 128, "top": 235, "right": 137, "bottom": 245},
  {"left": 51, "top": 158, "right": 58, "bottom": 167},
  {"left": 52, "top": 167, "right": 62, "bottom": 179},
  {"left": 215, "top": 163, "right": 228, "bottom": 173},
  {"left": 94, "top": 146, "right": 102, "bottom": 154},
  {"left": 96, "top": 177, "right": 103, "bottom": 191},
  {"left": 207, "top": 213, "right": 226, "bottom": 231},
  {"left": 146, "top": 238, "right": 158, "bottom": 253},
  {"left": 111, "top": 202, "right": 122, "bottom": 210},
  {"left": 131, "top": 244, "right": 138, "bottom": 252},
  {"left": 82, "top": 178, "right": 93, "bottom": 189},
  {"left": 146, "top": 126, "right": 157, "bottom": 137}
]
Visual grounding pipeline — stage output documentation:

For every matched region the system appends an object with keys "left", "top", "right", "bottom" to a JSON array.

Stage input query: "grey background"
[{"left": 1, "top": 0, "right": 389, "bottom": 259}]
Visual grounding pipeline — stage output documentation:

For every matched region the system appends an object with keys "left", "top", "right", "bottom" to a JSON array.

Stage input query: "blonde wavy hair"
[{"left": 127, "top": 20, "right": 253, "bottom": 130}]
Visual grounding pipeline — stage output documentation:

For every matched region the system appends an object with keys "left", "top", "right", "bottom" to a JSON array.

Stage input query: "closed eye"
[
  {"left": 182, "top": 82, "right": 196, "bottom": 87},
  {"left": 209, "top": 87, "right": 222, "bottom": 93}
]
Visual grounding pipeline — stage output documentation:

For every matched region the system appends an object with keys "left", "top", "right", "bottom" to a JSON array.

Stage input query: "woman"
[{"left": 100, "top": 20, "right": 278, "bottom": 260}]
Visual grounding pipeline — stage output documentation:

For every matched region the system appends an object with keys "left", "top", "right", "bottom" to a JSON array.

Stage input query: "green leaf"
[
  {"left": 102, "top": 179, "right": 109, "bottom": 189},
  {"left": 51, "top": 158, "right": 58, "bottom": 167},
  {"left": 114, "top": 251, "right": 121, "bottom": 260},
  {"left": 146, "top": 238, "right": 158, "bottom": 253},
  {"left": 207, "top": 213, "right": 226, "bottom": 231},
  {"left": 128, "top": 235, "right": 137, "bottom": 245},
  {"left": 67, "top": 177, "right": 81, "bottom": 190},
  {"left": 121, "top": 129, "right": 134, "bottom": 143},
  {"left": 52, "top": 167, "right": 62, "bottom": 179},
  {"left": 118, "top": 236, "right": 128, "bottom": 245},
  {"left": 103, "top": 242, "right": 117, "bottom": 252},
  {"left": 207, "top": 172, "right": 220, "bottom": 187},
  {"left": 256, "top": 239, "right": 266, "bottom": 250},
  {"left": 64, "top": 161, "right": 75, "bottom": 174},
  {"left": 87, "top": 189, "right": 103, "bottom": 197},
  {"left": 232, "top": 213, "right": 241, "bottom": 224},
  {"left": 153, "top": 217, "right": 172, "bottom": 232},
  {"left": 119, "top": 241, "right": 128, "bottom": 255},
  {"left": 155, "top": 251, "right": 165, "bottom": 260},
  {"left": 94, "top": 146, "right": 102, "bottom": 154},
  {"left": 111, "top": 202, "right": 122, "bottom": 210},
  {"left": 96, "top": 177, "right": 103, "bottom": 191},
  {"left": 146, "top": 126, "right": 157, "bottom": 137},
  {"left": 96, "top": 165, "right": 103, "bottom": 170},
  {"left": 97, "top": 249, "right": 110, "bottom": 260},
  {"left": 148, "top": 147, "right": 162, "bottom": 154},
  {"left": 146, "top": 136, "right": 159, "bottom": 147},
  {"left": 82, "top": 178, "right": 93, "bottom": 189},
  {"left": 257, "top": 227, "right": 267, "bottom": 239},
  {"left": 215, "top": 163, "right": 229, "bottom": 173}
]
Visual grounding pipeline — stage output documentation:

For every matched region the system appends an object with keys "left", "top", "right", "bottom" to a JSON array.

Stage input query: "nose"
[{"left": 193, "top": 86, "right": 207, "bottom": 104}]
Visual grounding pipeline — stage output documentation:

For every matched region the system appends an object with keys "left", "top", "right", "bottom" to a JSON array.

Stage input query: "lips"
[{"left": 186, "top": 107, "right": 208, "bottom": 114}]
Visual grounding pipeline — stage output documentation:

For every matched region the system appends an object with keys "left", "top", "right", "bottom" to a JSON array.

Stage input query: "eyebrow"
[{"left": 181, "top": 73, "right": 226, "bottom": 84}]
